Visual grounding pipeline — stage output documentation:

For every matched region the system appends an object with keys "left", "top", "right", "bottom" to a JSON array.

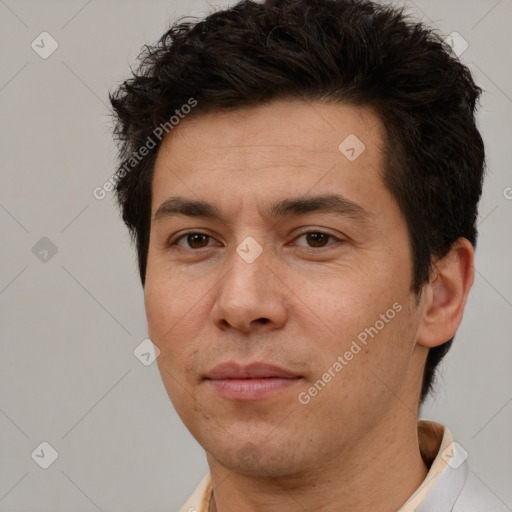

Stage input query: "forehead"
[
  {"left": 151, "top": 99, "right": 389, "bottom": 215},
  {"left": 157, "top": 99, "right": 382, "bottom": 161}
]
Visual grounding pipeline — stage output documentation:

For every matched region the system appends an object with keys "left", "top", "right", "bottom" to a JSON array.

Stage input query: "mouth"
[{"left": 204, "top": 362, "right": 303, "bottom": 401}]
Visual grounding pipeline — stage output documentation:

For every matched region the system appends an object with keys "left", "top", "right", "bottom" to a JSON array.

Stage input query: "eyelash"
[{"left": 168, "top": 230, "right": 343, "bottom": 250}]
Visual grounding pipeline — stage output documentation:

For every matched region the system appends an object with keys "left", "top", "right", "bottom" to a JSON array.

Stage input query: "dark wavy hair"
[{"left": 109, "top": 0, "right": 485, "bottom": 406}]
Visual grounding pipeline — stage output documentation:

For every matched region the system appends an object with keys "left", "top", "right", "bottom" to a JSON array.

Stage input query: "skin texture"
[{"left": 144, "top": 99, "right": 474, "bottom": 512}]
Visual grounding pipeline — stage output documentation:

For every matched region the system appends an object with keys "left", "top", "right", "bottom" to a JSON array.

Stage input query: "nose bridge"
[
  {"left": 212, "top": 236, "right": 288, "bottom": 331},
  {"left": 224, "top": 235, "right": 271, "bottom": 300}
]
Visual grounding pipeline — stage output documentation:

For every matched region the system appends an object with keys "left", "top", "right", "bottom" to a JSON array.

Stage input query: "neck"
[{"left": 207, "top": 413, "right": 429, "bottom": 512}]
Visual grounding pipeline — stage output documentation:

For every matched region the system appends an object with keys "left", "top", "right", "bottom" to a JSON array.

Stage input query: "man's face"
[{"left": 144, "top": 99, "right": 428, "bottom": 476}]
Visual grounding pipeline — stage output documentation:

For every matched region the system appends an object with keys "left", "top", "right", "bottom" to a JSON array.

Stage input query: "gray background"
[{"left": 0, "top": 0, "right": 511, "bottom": 510}]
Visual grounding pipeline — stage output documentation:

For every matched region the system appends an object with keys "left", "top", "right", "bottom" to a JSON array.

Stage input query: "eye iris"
[
  {"left": 306, "top": 232, "right": 328, "bottom": 247},
  {"left": 188, "top": 233, "right": 209, "bottom": 248}
]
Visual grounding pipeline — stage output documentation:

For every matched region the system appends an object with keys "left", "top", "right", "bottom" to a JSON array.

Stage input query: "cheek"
[
  {"left": 302, "top": 273, "right": 399, "bottom": 343},
  {"left": 145, "top": 257, "right": 195, "bottom": 336},
  {"left": 144, "top": 272, "right": 186, "bottom": 362},
  {"left": 144, "top": 278, "right": 168, "bottom": 342},
  {"left": 145, "top": 277, "right": 202, "bottom": 416},
  {"left": 299, "top": 302, "right": 416, "bottom": 428},
  {"left": 301, "top": 277, "right": 415, "bottom": 381},
  {"left": 144, "top": 267, "right": 212, "bottom": 387}
]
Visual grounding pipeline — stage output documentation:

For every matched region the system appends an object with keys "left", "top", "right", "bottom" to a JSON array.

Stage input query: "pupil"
[
  {"left": 189, "top": 234, "right": 207, "bottom": 248},
  {"left": 307, "top": 233, "right": 327, "bottom": 247}
]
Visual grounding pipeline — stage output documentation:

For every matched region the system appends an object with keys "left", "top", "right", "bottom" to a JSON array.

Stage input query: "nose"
[{"left": 210, "top": 242, "right": 289, "bottom": 334}]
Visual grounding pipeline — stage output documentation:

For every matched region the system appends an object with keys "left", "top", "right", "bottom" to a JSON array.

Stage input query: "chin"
[{"left": 205, "top": 437, "right": 312, "bottom": 479}]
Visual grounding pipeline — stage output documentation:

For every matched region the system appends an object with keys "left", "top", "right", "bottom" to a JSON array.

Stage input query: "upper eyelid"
[
  {"left": 292, "top": 231, "right": 341, "bottom": 245},
  {"left": 170, "top": 231, "right": 218, "bottom": 246}
]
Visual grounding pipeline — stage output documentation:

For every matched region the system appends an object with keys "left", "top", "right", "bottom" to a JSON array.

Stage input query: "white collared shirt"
[{"left": 178, "top": 419, "right": 506, "bottom": 511}]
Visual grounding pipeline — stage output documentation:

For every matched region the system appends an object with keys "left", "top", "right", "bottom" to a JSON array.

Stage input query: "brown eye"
[
  {"left": 173, "top": 232, "right": 213, "bottom": 249},
  {"left": 305, "top": 232, "right": 330, "bottom": 247},
  {"left": 294, "top": 231, "right": 339, "bottom": 248}
]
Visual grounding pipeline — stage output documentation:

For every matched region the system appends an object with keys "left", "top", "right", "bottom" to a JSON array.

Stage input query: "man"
[{"left": 109, "top": 0, "right": 493, "bottom": 510}]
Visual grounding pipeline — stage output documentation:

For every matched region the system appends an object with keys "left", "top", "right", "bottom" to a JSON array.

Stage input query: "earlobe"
[{"left": 416, "top": 238, "right": 475, "bottom": 348}]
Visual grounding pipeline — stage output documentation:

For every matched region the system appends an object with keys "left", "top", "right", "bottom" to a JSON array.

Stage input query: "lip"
[
  {"left": 206, "top": 362, "right": 300, "bottom": 379},
  {"left": 205, "top": 362, "right": 302, "bottom": 401}
]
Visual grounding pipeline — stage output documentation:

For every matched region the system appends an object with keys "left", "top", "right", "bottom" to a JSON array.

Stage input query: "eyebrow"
[{"left": 153, "top": 194, "right": 373, "bottom": 225}]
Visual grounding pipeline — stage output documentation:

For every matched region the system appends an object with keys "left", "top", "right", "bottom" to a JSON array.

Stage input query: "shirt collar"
[
  {"left": 180, "top": 419, "right": 468, "bottom": 512},
  {"left": 397, "top": 419, "right": 468, "bottom": 512}
]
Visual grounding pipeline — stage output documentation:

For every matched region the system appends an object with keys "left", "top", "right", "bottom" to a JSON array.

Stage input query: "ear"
[{"left": 416, "top": 238, "right": 475, "bottom": 348}]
